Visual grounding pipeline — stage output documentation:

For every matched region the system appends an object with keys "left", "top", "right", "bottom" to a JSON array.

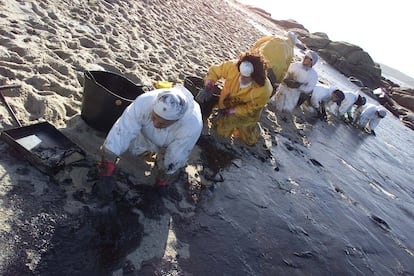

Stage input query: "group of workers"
[
  {"left": 261, "top": 33, "right": 387, "bottom": 135},
  {"left": 97, "top": 31, "right": 388, "bottom": 191}
]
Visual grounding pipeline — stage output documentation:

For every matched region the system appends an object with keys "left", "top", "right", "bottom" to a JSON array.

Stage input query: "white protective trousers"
[{"left": 270, "top": 62, "right": 318, "bottom": 112}]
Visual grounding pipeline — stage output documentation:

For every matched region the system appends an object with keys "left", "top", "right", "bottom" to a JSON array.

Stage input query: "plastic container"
[
  {"left": 153, "top": 81, "right": 173, "bottom": 89},
  {"left": 1, "top": 122, "right": 86, "bottom": 175},
  {"left": 81, "top": 71, "right": 145, "bottom": 133}
]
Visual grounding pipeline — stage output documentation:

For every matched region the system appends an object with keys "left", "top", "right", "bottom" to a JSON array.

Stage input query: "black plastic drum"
[{"left": 81, "top": 70, "right": 145, "bottom": 133}]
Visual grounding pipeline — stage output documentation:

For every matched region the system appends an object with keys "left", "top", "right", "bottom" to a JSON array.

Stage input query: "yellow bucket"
[{"left": 153, "top": 81, "right": 173, "bottom": 89}]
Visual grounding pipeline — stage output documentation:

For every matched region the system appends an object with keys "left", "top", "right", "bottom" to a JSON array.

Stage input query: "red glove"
[
  {"left": 99, "top": 160, "right": 117, "bottom": 176},
  {"left": 155, "top": 179, "right": 169, "bottom": 187},
  {"left": 226, "top": 107, "right": 236, "bottom": 115}
]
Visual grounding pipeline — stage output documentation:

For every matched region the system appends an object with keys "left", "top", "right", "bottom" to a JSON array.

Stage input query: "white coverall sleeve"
[
  {"left": 310, "top": 85, "right": 326, "bottom": 109},
  {"left": 338, "top": 103, "right": 350, "bottom": 116},
  {"left": 103, "top": 100, "right": 143, "bottom": 156},
  {"left": 338, "top": 93, "right": 357, "bottom": 116},
  {"left": 310, "top": 94, "right": 320, "bottom": 109},
  {"left": 162, "top": 120, "right": 202, "bottom": 174}
]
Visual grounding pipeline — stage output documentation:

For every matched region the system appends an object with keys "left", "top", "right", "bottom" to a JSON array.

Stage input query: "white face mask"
[
  {"left": 239, "top": 76, "right": 252, "bottom": 89},
  {"left": 239, "top": 61, "right": 254, "bottom": 77}
]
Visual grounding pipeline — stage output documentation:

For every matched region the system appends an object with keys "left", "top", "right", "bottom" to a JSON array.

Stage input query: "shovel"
[{"left": 0, "top": 84, "right": 22, "bottom": 127}]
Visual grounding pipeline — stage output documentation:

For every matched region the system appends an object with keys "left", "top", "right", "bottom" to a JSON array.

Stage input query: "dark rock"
[
  {"left": 362, "top": 82, "right": 414, "bottom": 130},
  {"left": 272, "top": 19, "right": 308, "bottom": 32},
  {"left": 389, "top": 87, "right": 414, "bottom": 112},
  {"left": 301, "top": 32, "right": 330, "bottom": 49},
  {"left": 297, "top": 32, "right": 382, "bottom": 89}
]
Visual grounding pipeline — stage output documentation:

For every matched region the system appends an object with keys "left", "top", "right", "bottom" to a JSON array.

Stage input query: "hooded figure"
[
  {"left": 251, "top": 31, "right": 296, "bottom": 85},
  {"left": 338, "top": 91, "right": 366, "bottom": 119},
  {"left": 304, "top": 49, "right": 319, "bottom": 66},
  {"left": 269, "top": 50, "right": 319, "bottom": 112},
  {"left": 353, "top": 103, "right": 386, "bottom": 134},
  {"left": 203, "top": 50, "right": 272, "bottom": 145},
  {"left": 310, "top": 83, "right": 345, "bottom": 119},
  {"left": 102, "top": 86, "right": 202, "bottom": 186}
]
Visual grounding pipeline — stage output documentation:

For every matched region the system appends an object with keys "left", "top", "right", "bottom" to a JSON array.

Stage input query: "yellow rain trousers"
[
  {"left": 251, "top": 36, "right": 294, "bottom": 83},
  {"left": 206, "top": 61, "right": 272, "bottom": 145}
]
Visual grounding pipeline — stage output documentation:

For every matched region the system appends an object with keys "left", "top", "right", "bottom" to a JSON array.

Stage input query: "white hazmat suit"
[
  {"left": 271, "top": 63, "right": 318, "bottom": 112},
  {"left": 338, "top": 91, "right": 360, "bottom": 116},
  {"left": 270, "top": 51, "right": 318, "bottom": 112},
  {"left": 310, "top": 83, "right": 339, "bottom": 114},
  {"left": 354, "top": 103, "right": 386, "bottom": 132},
  {"left": 103, "top": 86, "right": 202, "bottom": 174}
]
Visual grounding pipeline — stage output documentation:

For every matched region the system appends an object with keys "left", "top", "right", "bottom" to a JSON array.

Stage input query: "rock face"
[
  {"left": 378, "top": 79, "right": 414, "bottom": 130},
  {"left": 391, "top": 87, "right": 414, "bottom": 112},
  {"left": 245, "top": 6, "right": 309, "bottom": 32},
  {"left": 299, "top": 32, "right": 382, "bottom": 89}
]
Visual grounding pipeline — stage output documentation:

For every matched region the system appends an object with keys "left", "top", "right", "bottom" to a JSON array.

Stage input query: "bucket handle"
[
  {"left": 85, "top": 70, "right": 145, "bottom": 89},
  {"left": 85, "top": 70, "right": 97, "bottom": 84}
]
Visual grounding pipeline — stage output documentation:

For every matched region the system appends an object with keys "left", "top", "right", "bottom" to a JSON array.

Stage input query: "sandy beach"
[{"left": 1, "top": 0, "right": 414, "bottom": 275}]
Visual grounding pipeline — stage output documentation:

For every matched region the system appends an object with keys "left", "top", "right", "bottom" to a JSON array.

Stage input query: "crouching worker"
[
  {"left": 338, "top": 92, "right": 366, "bottom": 121},
  {"left": 196, "top": 50, "right": 272, "bottom": 146},
  {"left": 353, "top": 103, "right": 386, "bottom": 136},
  {"left": 310, "top": 83, "right": 345, "bottom": 121},
  {"left": 99, "top": 86, "right": 202, "bottom": 191}
]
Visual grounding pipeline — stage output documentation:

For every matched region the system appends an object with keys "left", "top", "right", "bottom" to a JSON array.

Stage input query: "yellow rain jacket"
[
  {"left": 205, "top": 61, "right": 272, "bottom": 145},
  {"left": 251, "top": 35, "right": 294, "bottom": 83}
]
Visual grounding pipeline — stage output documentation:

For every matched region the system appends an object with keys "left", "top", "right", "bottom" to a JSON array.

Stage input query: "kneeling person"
[
  {"left": 310, "top": 83, "right": 345, "bottom": 120},
  {"left": 353, "top": 103, "right": 386, "bottom": 136},
  {"left": 100, "top": 86, "right": 202, "bottom": 188}
]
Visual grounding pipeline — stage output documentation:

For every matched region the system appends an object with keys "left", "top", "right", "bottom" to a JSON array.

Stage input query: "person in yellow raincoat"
[
  {"left": 251, "top": 31, "right": 297, "bottom": 87},
  {"left": 196, "top": 50, "right": 272, "bottom": 145}
]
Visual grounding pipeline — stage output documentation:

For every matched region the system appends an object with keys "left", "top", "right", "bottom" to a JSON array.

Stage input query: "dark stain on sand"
[{"left": 35, "top": 202, "right": 144, "bottom": 275}]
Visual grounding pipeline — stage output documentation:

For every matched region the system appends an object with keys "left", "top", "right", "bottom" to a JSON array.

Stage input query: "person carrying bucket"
[
  {"left": 98, "top": 86, "right": 202, "bottom": 193},
  {"left": 251, "top": 31, "right": 298, "bottom": 89}
]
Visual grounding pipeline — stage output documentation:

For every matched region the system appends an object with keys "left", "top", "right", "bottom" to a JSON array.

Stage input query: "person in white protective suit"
[
  {"left": 353, "top": 103, "right": 386, "bottom": 136},
  {"left": 99, "top": 86, "right": 202, "bottom": 188},
  {"left": 338, "top": 91, "right": 366, "bottom": 121},
  {"left": 310, "top": 83, "right": 345, "bottom": 120},
  {"left": 268, "top": 49, "right": 319, "bottom": 113}
]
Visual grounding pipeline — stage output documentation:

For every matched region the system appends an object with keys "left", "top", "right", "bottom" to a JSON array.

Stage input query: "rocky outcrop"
[
  {"left": 361, "top": 79, "right": 414, "bottom": 130},
  {"left": 244, "top": 5, "right": 309, "bottom": 32},
  {"left": 269, "top": 19, "right": 308, "bottom": 32},
  {"left": 391, "top": 88, "right": 414, "bottom": 112},
  {"left": 382, "top": 80, "right": 414, "bottom": 130},
  {"left": 298, "top": 32, "right": 382, "bottom": 89}
]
